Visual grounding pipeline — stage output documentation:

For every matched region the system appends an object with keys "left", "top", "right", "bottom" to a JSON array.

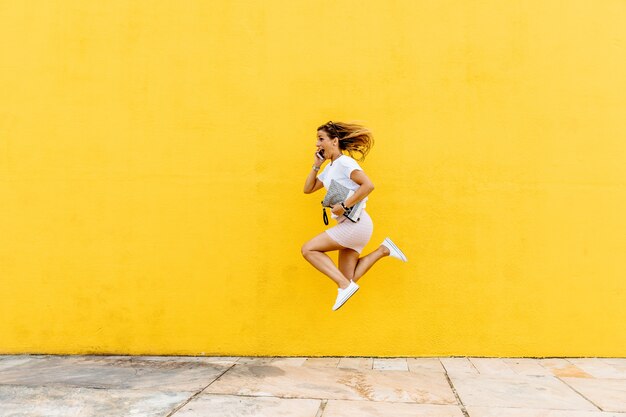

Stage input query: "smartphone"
[{"left": 316, "top": 149, "right": 325, "bottom": 160}]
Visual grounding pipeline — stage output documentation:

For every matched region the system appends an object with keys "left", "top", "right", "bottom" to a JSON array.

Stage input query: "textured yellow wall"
[{"left": 1, "top": 1, "right": 625, "bottom": 356}]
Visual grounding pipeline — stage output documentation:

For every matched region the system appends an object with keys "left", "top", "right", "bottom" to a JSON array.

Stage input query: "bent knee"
[
  {"left": 301, "top": 242, "right": 322, "bottom": 258},
  {"left": 301, "top": 244, "right": 312, "bottom": 258}
]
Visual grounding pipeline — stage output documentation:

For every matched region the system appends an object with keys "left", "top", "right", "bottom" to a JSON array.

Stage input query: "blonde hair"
[{"left": 317, "top": 120, "right": 374, "bottom": 162}]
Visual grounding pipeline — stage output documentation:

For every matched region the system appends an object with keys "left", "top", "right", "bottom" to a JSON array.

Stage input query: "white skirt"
[{"left": 325, "top": 210, "right": 373, "bottom": 254}]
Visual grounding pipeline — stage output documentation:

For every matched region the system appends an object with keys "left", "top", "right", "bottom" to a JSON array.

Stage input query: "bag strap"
[{"left": 322, "top": 206, "right": 329, "bottom": 225}]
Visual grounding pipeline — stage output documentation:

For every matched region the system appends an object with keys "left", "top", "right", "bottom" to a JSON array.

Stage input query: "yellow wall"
[{"left": 1, "top": 0, "right": 625, "bottom": 357}]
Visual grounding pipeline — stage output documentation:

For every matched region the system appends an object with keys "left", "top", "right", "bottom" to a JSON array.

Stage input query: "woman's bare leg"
[
  {"left": 302, "top": 232, "right": 352, "bottom": 289},
  {"left": 339, "top": 245, "right": 391, "bottom": 283}
]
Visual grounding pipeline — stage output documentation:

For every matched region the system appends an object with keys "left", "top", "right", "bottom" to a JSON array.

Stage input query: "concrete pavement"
[{"left": 1, "top": 355, "right": 625, "bottom": 416}]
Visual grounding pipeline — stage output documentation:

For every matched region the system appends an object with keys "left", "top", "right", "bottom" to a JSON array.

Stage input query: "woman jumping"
[{"left": 302, "top": 121, "right": 407, "bottom": 311}]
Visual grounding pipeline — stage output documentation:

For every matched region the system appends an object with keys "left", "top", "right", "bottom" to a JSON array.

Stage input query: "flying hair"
[{"left": 317, "top": 120, "right": 374, "bottom": 162}]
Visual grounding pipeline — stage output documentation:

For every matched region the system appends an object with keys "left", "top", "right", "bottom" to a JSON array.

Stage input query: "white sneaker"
[
  {"left": 381, "top": 237, "right": 408, "bottom": 262},
  {"left": 332, "top": 281, "right": 359, "bottom": 311}
]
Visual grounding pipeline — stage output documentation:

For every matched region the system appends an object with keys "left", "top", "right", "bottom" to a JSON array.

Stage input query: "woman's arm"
[
  {"left": 303, "top": 168, "right": 325, "bottom": 194},
  {"left": 330, "top": 169, "right": 374, "bottom": 216},
  {"left": 344, "top": 170, "right": 374, "bottom": 206}
]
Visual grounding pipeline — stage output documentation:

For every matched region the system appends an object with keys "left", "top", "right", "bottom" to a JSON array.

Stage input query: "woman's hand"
[
  {"left": 313, "top": 148, "right": 325, "bottom": 167},
  {"left": 331, "top": 203, "right": 345, "bottom": 216}
]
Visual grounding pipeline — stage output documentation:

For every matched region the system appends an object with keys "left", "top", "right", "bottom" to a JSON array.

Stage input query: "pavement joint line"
[
  {"left": 554, "top": 375, "right": 604, "bottom": 412},
  {"left": 466, "top": 357, "right": 481, "bottom": 374},
  {"left": 442, "top": 367, "right": 470, "bottom": 417},
  {"left": 314, "top": 399, "right": 328, "bottom": 417},
  {"left": 164, "top": 362, "right": 236, "bottom": 417}
]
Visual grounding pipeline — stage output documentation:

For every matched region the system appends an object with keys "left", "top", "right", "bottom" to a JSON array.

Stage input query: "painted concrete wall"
[{"left": 1, "top": 1, "right": 625, "bottom": 356}]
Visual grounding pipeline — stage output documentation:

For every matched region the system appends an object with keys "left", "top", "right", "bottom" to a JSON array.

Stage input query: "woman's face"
[{"left": 316, "top": 129, "right": 335, "bottom": 158}]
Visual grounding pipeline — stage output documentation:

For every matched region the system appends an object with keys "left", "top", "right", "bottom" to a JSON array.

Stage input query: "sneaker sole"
[
  {"left": 332, "top": 286, "right": 359, "bottom": 311},
  {"left": 385, "top": 238, "right": 407, "bottom": 262}
]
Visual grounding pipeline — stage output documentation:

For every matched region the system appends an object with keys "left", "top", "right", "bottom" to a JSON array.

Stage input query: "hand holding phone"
[{"left": 313, "top": 149, "right": 325, "bottom": 170}]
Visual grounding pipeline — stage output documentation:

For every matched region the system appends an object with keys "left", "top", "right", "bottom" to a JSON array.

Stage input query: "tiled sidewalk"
[{"left": 1, "top": 355, "right": 625, "bottom": 416}]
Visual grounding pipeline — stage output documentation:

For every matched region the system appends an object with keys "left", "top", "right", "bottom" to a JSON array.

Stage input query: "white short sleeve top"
[{"left": 317, "top": 154, "right": 367, "bottom": 218}]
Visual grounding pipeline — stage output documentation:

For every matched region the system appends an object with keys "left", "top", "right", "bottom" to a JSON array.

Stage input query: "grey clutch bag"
[{"left": 321, "top": 179, "right": 365, "bottom": 225}]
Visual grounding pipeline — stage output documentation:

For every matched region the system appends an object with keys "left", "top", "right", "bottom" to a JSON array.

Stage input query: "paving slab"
[
  {"left": 237, "top": 357, "right": 276, "bottom": 365},
  {"left": 206, "top": 364, "right": 457, "bottom": 404},
  {"left": 0, "top": 385, "right": 190, "bottom": 417},
  {"left": 303, "top": 357, "right": 341, "bottom": 368},
  {"left": 539, "top": 359, "right": 593, "bottom": 378},
  {"left": 502, "top": 358, "right": 554, "bottom": 377},
  {"left": 131, "top": 355, "right": 240, "bottom": 365},
  {"left": 602, "top": 359, "right": 626, "bottom": 367},
  {"left": 440, "top": 357, "right": 480, "bottom": 377},
  {"left": 0, "top": 356, "right": 39, "bottom": 371},
  {"left": 466, "top": 406, "right": 626, "bottom": 417},
  {"left": 337, "top": 357, "right": 373, "bottom": 370},
  {"left": 271, "top": 357, "right": 308, "bottom": 367},
  {"left": 561, "top": 377, "right": 626, "bottom": 412},
  {"left": 469, "top": 358, "right": 518, "bottom": 377},
  {"left": 568, "top": 359, "right": 626, "bottom": 380},
  {"left": 0, "top": 355, "right": 229, "bottom": 392},
  {"left": 175, "top": 394, "right": 321, "bottom": 417},
  {"left": 323, "top": 399, "right": 464, "bottom": 416},
  {"left": 600, "top": 360, "right": 626, "bottom": 376},
  {"left": 450, "top": 375, "right": 598, "bottom": 410},
  {"left": 372, "top": 358, "right": 408, "bottom": 371},
  {"left": 407, "top": 358, "right": 446, "bottom": 373}
]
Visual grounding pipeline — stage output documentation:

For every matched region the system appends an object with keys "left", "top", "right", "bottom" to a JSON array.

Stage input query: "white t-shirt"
[{"left": 318, "top": 154, "right": 367, "bottom": 219}]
